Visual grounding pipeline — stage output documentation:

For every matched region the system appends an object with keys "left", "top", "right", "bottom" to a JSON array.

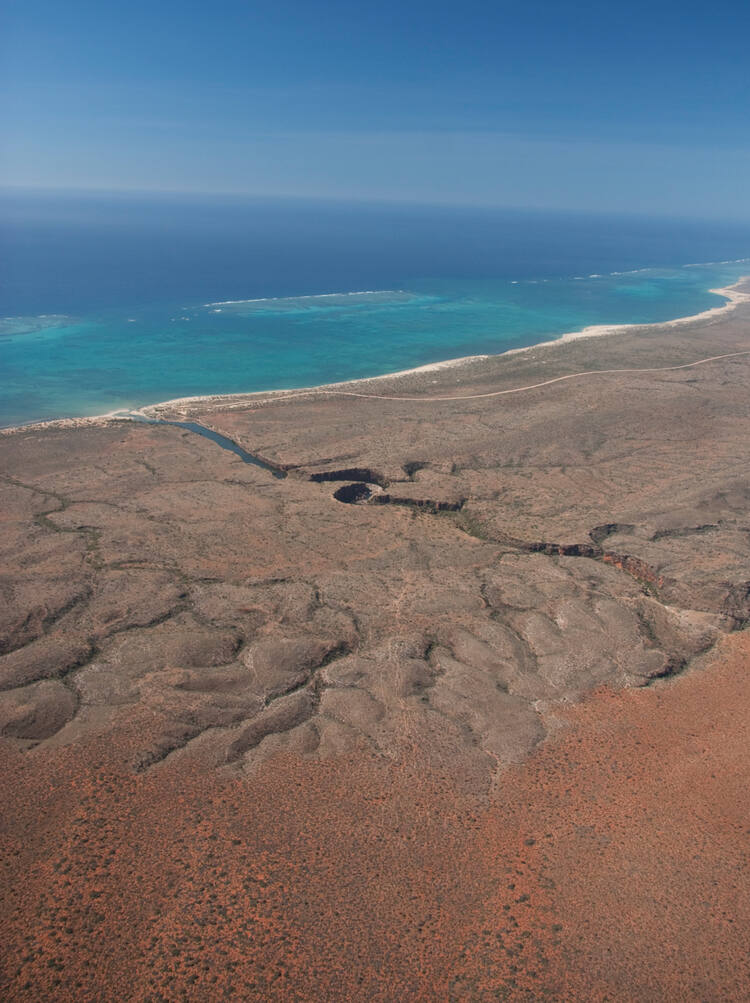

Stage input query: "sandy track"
[{"left": 267, "top": 348, "right": 750, "bottom": 404}]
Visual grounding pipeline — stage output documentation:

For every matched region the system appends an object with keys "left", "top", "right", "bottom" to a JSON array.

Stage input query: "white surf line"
[{"left": 267, "top": 350, "right": 750, "bottom": 404}]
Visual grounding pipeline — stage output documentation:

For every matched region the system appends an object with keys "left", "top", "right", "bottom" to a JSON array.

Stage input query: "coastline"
[
  {"left": 3, "top": 268, "right": 750, "bottom": 1000},
  {"left": 2, "top": 277, "right": 749, "bottom": 436}
]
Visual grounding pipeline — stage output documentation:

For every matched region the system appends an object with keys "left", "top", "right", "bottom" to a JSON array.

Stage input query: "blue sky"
[{"left": 2, "top": 0, "right": 749, "bottom": 216}]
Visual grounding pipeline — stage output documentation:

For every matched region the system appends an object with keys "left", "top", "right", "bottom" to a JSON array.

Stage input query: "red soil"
[{"left": 2, "top": 634, "right": 748, "bottom": 1001}]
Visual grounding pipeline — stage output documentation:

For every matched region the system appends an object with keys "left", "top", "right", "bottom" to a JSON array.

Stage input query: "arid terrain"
[{"left": 2, "top": 287, "right": 749, "bottom": 1000}]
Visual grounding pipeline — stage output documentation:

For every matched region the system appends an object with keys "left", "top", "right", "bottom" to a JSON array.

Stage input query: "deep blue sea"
[{"left": 1, "top": 190, "right": 749, "bottom": 428}]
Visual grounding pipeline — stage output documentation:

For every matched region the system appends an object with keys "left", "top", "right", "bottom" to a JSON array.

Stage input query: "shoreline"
[
  {"left": 4, "top": 268, "right": 750, "bottom": 1002},
  {"left": 3, "top": 277, "right": 749, "bottom": 436}
]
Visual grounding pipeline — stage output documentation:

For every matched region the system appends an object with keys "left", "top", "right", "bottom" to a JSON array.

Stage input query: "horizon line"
[{"left": 1, "top": 183, "right": 749, "bottom": 227}]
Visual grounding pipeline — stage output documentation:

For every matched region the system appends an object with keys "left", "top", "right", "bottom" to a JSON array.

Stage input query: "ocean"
[{"left": 1, "top": 190, "right": 749, "bottom": 428}]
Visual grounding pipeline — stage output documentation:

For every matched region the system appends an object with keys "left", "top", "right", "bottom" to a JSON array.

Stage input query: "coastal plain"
[{"left": 1, "top": 286, "right": 750, "bottom": 1000}]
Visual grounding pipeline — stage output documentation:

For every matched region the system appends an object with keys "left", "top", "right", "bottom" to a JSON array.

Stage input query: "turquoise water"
[
  {"left": 1, "top": 262, "right": 749, "bottom": 428},
  {"left": 2, "top": 193, "right": 750, "bottom": 428}
]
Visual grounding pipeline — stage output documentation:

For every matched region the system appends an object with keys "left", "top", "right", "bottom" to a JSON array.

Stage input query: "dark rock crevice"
[
  {"left": 310, "top": 467, "right": 388, "bottom": 488},
  {"left": 600, "top": 552, "right": 665, "bottom": 594},
  {"left": 333, "top": 483, "right": 373, "bottom": 504},
  {"left": 371, "top": 495, "right": 465, "bottom": 514},
  {"left": 332, "top": 482, "right": 465, "bottom": 512},
  {"left": 589, "top": 523, "right": 636, "bottom": 546},
  {"left": 402, "top": 461, "right": 429, "bottom": 480},
  {"left": 448, "top": 515, "right": 670, "bottom": 598},
  {"left": 651, "top": 524, "right": 719, "bottom": 541}
]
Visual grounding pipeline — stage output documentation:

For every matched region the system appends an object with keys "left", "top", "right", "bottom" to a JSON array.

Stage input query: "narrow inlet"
[{"left": 116, "top": 412, "right": 287, "bottom": 478}]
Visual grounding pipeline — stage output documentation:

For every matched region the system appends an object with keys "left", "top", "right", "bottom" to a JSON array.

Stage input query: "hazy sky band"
[{"left": 2, "top": 0, "right": 749, "bottom": 217}]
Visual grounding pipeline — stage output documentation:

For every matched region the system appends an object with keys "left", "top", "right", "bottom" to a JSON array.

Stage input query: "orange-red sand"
[{"left": 2, "top": 634, "right": 748, "bottom": 1000}]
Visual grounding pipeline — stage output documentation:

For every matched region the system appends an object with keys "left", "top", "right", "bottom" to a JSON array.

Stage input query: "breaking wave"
[
  {"left": 0, "top": 314, "right": 73, "bottom": 338},
  {"left": 203, "top": 289, "right": 431, "bottom": 313}
]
